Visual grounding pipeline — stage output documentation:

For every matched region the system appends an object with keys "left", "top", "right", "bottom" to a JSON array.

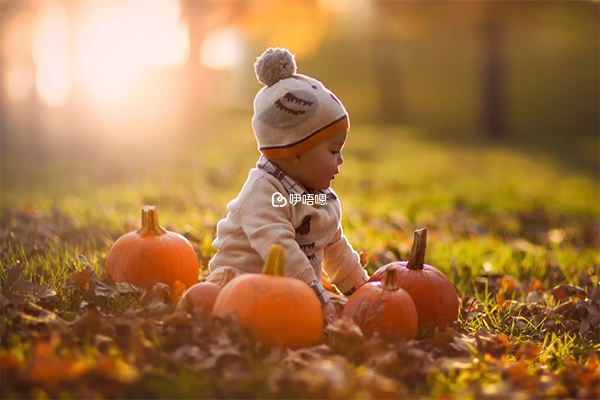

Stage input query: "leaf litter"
[
  {"left": 2, "top": 271, "right": 598, "bottom": 399},
  {"left": 1, "top": 206, "right": 598, "bottom": 398}
]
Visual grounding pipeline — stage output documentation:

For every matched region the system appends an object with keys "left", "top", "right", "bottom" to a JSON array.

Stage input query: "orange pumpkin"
[
  {"left": 177, "top": 269, "right": 237, "bottom": 314},
  {"left": 213, "top": 245, "right": 323, "bottom": 349},
  {"left": 342, "top": 265, "right": 418, "bottom": 339},
  {"left": 370, "top": 228, "right": 459, "bottom": 330},
  {"left": 106, "top": 206, "right": 199, "bottom": 289}
]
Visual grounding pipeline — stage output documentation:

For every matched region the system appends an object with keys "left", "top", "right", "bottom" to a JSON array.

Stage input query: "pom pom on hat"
[{"left": 254, "top": 47, "right": 297, "bottom": 86}]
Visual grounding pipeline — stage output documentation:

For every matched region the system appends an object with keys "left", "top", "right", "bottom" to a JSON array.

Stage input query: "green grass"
[{"left": 1, "top": 115, "right": 598, "bottom": 398}]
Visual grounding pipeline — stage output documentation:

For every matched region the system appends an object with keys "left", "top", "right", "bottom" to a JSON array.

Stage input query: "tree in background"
[
  {"left": 0, "top": 0, "right": 17, "bottom": 155},
  {"left": 481, "top": 2, "right": 506, "bottom": 140},
  {"left": 370, "top": 2, "right": 404, "bottom": 124},
  {"left": 0, "top": 2, "right": 43, "bottom": 160},
  {"left": 370, "top": 1, "right": 509, "bottom": 137}
]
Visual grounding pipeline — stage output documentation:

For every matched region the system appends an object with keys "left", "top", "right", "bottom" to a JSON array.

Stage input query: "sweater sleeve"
[
  {"left": 322, "top": 226, "right": 369, "bottom": 295},
  {"left": 236, "top": 177, "right": 319, "bottom": 286}
]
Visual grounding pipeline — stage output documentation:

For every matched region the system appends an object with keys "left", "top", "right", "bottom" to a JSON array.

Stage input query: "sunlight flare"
[
  {"left": 33, "top": 1, "right": 70, "bottom": 107},
  {"left": 200, "top": 28, "right": 245, "bottom": 70},
  {"left": 74, "top": 0, "right": 189, "bottom": 107}
]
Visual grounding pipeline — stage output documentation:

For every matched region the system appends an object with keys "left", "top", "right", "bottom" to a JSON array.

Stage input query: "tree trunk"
[
  {"left": 481, "top": 8, "right": 506, "bottom": 140},
  {"left": 0, "top": 4, "right": 10, "bottom": 157},
  {"left": 370, "top": 8, "right": 403, "bottom": 124},
  {"left": 0, "top": 50, "right": 9, "bottom": 157},
  {"left": 176, "top": 1, "right": 212, "bottom": 141}
]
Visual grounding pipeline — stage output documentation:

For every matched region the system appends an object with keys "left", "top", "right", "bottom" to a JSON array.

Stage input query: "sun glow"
[
  {"left": 6, "top": 63, "right": 34, "bottom": 103},
  {"left": 200, "top": 28, "right": 245, "bottom": 70},
  {"left": 4, "top": 0, "right": 195, "bottom": 150},
  {"left": 33, "top": 1, "right": 70, "bottom": 107},
  {"left": 28, "top": 0, "right": 190, "bottom": 109},
  {"left": 73, "top": 0, "right": 189, "bottom": 108}
]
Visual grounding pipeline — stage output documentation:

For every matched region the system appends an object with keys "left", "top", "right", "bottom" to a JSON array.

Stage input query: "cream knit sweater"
[{"left": 209, "top": 156, "right": 369, "bottom": 296}]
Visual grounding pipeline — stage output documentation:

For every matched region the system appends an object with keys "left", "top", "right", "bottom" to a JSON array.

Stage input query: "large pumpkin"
[
  {"left": 342, "top": 265, "right": 418, "bottom": 340},
  {"left": 370, "top": 228, "right": 459, "bottom": 330},
  {"left": 177, "top": 269, "right": 237, "bottom": 314},
  {"left": 213, "top": 245, "right": 323, "bottom": 349},
  {"left": 106, "top": 206, "right": 199, "bottom": 289}
]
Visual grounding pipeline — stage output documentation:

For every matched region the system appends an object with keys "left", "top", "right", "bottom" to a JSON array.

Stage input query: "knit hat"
[{"left": 252, "top": 48, "right": 349, "bottom": 160}]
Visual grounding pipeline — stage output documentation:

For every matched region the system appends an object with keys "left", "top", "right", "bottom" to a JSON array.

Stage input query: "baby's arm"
[{"left": 322, "top": 226, "right": 369, "bottom": 296}]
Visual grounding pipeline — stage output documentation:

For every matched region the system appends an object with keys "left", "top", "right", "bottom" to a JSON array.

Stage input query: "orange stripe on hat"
[{"left": 260, "top": 116, "right": 348, "bottom": 159}]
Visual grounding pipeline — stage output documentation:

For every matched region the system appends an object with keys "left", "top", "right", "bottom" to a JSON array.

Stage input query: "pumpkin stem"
[
  {"left": 138, "top": 205, "right": 167, "bottom": 236},
  {"left": 381, "top": 265, "right": 399, "bottom": 291},
  {"left": 406, "top": 228, "right": 427, "bottom": 271},
  {"left": 262, "top": 244, "right": 285, "bottom": 276}
]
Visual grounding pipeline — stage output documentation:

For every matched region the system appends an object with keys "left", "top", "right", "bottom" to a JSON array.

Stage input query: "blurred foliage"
[{"left": 0, "top": 1, "right": 598, "bottom": 164}]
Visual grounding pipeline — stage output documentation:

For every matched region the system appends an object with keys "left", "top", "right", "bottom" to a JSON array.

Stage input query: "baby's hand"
[{"left": 321, "top": 300, "right": 339, "bottom": 326}]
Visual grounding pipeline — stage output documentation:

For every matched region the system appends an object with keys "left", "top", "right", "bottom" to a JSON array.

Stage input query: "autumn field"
[{"left": 1, "top": 113, "right": 599, "bottom": 399}]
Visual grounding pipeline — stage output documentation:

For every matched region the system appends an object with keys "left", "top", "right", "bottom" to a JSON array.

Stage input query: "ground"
[{"left": 1, "top": 119, "right": 598, "bottom": 399}]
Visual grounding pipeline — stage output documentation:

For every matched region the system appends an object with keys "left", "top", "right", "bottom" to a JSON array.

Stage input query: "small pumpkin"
[
  {"left": 177, "top": 268, "right": 237, "bottom": 314},
  {"left": 370, "top": 228, "right": 459, "bottom": 330},
  {"left": 342, "top": 265, "right": 418, "bottom": 340},
  {"left": 213, "top": 244, "right": 323, "bottom": 349},
  {"left": 106, "top": 206, "right": 199, "bottom": 289}
]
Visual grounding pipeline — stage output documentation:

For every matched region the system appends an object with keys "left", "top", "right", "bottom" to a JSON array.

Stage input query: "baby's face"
[{"left": 292, "top": 130, "right": 346, "bottom": 191}]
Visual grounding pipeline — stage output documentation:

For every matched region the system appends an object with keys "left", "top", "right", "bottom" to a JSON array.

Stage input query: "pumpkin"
[
  {"left": 177, "top": 269, "right": 237, "bottom": 314},
  {"left": 370, "top": 228, "right": 459, "bottom": 330},
  {"left": 342, "top": 265, "right": 418, "bottom": 340},
  {"left": 213, "top": 244, "right": 323, "bottom": 349},
  {"left": 106, "top": 206, "right": 199, "bottom": 289}
]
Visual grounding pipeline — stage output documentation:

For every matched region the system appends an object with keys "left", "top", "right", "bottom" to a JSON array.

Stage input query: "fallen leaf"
[
  {"left": 168, "top": 281, "right": 187, "bottom": 306},
  {"left": 590, "top": 285, "right": 600, "bottom": 302},
  {"left": 359, "top": 249, "right": 369, "bottom": 267},
  {"left": 575, "top": 299, "right": 600, "bottom": 333},
  {"left": 71, "top": 304, "right": 114, "bottom": 339},
  {"left": 30, "top": 356, "right": 88, "bottom": 384},
  {"left": 515, "top": 342, "right": 542, "bottom": 361},
  {"left": 87, "top": 354, "right": 138, "bottom": 383},
  {"left": 502, "top": 360, "right": 537, "bottom": 390},
  {"left": 552, "top": 285, "right": 588, "bottom": 301},
  {"left": 585, "top": 351, "right": 598, "bottom": 372},
  {"left": 326, "top": 316, "right": 363, "bottom": 339},
  {"left": 2, "top": 265, "right": 25, "bottom": 291},
  {"left": 0, "top": 351, "right": 23, "bottom": 372},
  {"left": 67, "top": 269, "right": 92, "bottom": 290},
  {"left": 475, "top": 329, "right": 513, "bottom": 358},
  {"left": 282, "top": 344, "right": 331, "bottom": 369},
  {"left": 66, "top": 255, "right": 118, "bottom": 299},
  {"left": 549, "top": 300, "right": 577, "bottom": 317},
  {"left": 0, "top": 265, "right": 54, "bottom": 305},
  {"left": 527, "top": 290, "right": 547, "bottom": 304},
  {"left": 0, "top": 293, "right": 11, "bottom": 309}
]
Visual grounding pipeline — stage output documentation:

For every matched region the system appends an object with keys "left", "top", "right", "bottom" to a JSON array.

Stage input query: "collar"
[{"left": 257, "top": 155, "right": 337, "bottom": 200}]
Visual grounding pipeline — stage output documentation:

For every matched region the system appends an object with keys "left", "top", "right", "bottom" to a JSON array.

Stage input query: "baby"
[{"left": 207, "top": 47, "right": 369, "bottom": 325}]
